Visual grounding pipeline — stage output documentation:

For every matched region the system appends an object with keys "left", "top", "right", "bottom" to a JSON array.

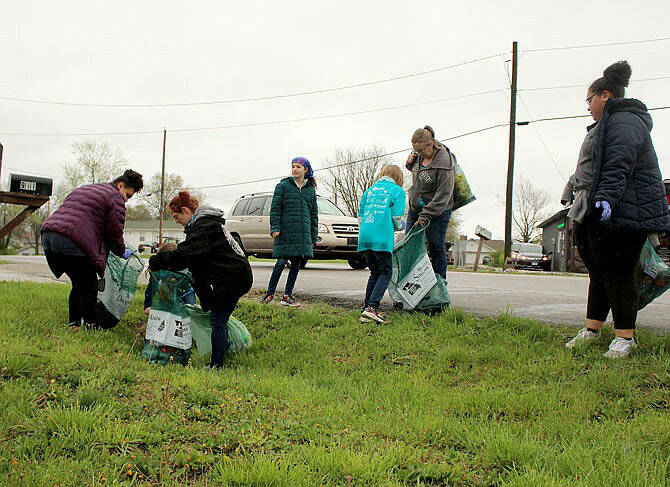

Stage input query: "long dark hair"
[{"left": 589, "top": 61, "right": 631, "bottom": 98}]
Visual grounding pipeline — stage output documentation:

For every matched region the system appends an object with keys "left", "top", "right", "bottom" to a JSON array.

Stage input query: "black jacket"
[
  {"left": 589, "top": 98, "right": 670, "bottom": 232},
  {"left": 149, "top": 206, "right": 253, "bottom": 311}
]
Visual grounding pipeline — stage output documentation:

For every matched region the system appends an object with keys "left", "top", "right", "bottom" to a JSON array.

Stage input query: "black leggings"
[
  {"left": 574, "top": 219, "right": 646, "bottom": 329},
  {"left": 45, "top": 251, "right": 98, "bottom": 325}
]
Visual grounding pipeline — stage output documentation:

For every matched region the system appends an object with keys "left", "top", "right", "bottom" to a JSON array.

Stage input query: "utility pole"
[
  {"left": 504, "top": 41, "right": 519, "bottom": 262},
  {"left": 158, "top": 128, "right": 166, "bottom": 246}
]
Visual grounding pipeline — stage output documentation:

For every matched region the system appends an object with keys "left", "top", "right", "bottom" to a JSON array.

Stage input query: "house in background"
[
  {"left": 451, "top": 236, "right": 497, "bottom": 267},
  {"left": 538, "top": 208, "right": 586, "bottom": 273},
  {"left": 123, "top": 220, "right": 185, "bottom": 250}
]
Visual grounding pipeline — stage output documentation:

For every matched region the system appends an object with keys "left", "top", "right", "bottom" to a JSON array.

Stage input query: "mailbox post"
[
  {"left": 0, "top": 171, "right": 52, "bottom": 241},
  {"left": 473, "top": 225, "right": 492, "bottom": 272}
]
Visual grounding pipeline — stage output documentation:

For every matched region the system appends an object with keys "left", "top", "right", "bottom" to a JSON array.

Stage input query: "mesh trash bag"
[
  {"left": 141, "top": 270, "right": 194, "bottom": 366},
  {"left": 185, "top": 304, "right": 252, "bottom": 355},
  {"left": 388, "top": 225, "right": 450, "bottom": 312},
  {"left": 637, "top": 239, "right": 670, "bottom": 310},
  {"left": 452, "top": 162, "right": 476, "bottom": 211},
  {"left": 96, "top": 249, "right": 144, "bottom": 329}
]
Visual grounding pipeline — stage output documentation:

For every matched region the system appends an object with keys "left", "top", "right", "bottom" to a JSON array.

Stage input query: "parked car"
[
  {"left": 510, "top": 242, "right": 550, "bottom": 270},
  {"left": 138, "top": 236, "right": 180, "bottom": 254},
  {"left": 226, "top": 193, "right": 367, "bottom": 269},
  {"left": 138, "top": 242, "right": 158, "bottom": 254}
]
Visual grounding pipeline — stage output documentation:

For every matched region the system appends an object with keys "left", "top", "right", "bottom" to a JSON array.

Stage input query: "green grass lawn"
[
  {"left": 0, "top": 260, "right": 9, "bottom": 265},
  {"left": 0, "top": 282, "right": 668, "bottom": 486}
]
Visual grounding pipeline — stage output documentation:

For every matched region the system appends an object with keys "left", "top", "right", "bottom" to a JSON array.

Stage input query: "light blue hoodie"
[{"left": 357, "top": 176, "right": 406, "bottom": 253}]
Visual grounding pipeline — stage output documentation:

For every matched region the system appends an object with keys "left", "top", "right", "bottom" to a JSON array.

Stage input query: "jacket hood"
[
  {"left": 192, "top": 205, "right": 225, "bottom": 224},
  {"left": 606, "top": 98, "right": 653, "bottom": 132},
  {"left": 424, "top": 146, "right": 455, "bottom": 170}
]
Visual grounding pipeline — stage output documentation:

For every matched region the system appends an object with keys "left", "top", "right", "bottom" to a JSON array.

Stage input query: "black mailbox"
[{"left": 9, "top": 173, "right": 53, "bottom": 196}]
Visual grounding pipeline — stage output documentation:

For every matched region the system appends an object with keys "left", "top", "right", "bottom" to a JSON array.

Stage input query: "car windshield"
[
  {"left": 317, "top": 197, "right": 345, "bottom": 216},
  {"left": 517, "top": 244, "right": 543, "bottom": 254}
]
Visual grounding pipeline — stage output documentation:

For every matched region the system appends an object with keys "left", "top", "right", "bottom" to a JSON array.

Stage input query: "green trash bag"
[
  {"left": 140, "top": 341, "right": 192, "bottom": 366},
  {"left": 452, "top": 162, "right": 476, "bottom": 211},
  {"left": 141, "top": 271, "right": 194, "bottom": 365},
  {"left": 388, "top": 225, "right": 450, "bottom": 313},
  {"left": 185, "top": 304, "right": 252, "bottom": 355},
  {"left": 96, "top": 248, "right": 144, "bottom": 328},
  {"left": 637, "top": 239, "right": 670, "bottom": 310}
]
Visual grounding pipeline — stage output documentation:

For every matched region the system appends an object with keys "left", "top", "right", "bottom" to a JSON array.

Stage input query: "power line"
[
  {"left": 499, "top": 55, "right": 566, "bottom": 181},
  {"left": 187, "top": 123, "right": 509, "bottom": 190},
  {"left": 517, "top": 105, "right": 670, "bottom": 124},
  {"left": 516, "top": 94, "right": 566, "bottom": 180},
  {"left": 0, "top": 89, "right": 505, "bottom": 137},
  {"left": 0, "top": 54, "right": 502, "bottom": 108},
  {"left": 190, "top": 104, "right": 670, "bottom": 191},
  {"left": 523, "top": 36, "right": 670, "bottom": 53},
  {"left": 521, "top": 76, "right": 670, "bottom": 92}
]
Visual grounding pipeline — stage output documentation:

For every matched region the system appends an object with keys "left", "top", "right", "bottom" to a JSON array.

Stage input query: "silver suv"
[{"left": 226, "top": 192, "right": 367, "bottom": 269}]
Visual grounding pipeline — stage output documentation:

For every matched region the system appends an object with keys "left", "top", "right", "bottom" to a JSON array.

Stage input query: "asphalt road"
[{"left": 2, "top": 255, "right": 669, "bottom": 332}]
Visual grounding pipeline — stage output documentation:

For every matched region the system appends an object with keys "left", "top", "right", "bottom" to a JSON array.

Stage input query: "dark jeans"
[
  {"left": 406, "top": 209, "right": 452, "bottom": 279},
  {"left": 44, "top": 251, "right": 98, "bottom": 325},
  {"left": 574, "top": 219, "right": 646, "bottom": 329},
  {"left": 266, "top": 257, "right": 305, "bottom": 296},
  {"left": 210, "top": 296, "right": 240, "bottom": 368},
  {"left": 363, "top": 250, "right": 393, "bottom": 310}
]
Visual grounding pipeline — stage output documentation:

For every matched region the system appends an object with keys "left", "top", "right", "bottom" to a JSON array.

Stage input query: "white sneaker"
[
  {"left": 565, "top": 327, "right": 598, "bottom": 349},
  {"left": 604, "top": 337, "right": 636, "bottom": 358}
]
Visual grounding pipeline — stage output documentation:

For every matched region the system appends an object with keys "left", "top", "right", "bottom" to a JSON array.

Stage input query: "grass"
[
  {"left": 0, "top": 282, "right": 668, "bottom": 486},
  {"left": 0, "top": 260, "right": 9, "bottom": 265}
]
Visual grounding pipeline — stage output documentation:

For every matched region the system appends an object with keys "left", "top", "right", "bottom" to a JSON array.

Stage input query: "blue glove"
[
  {"left": 595, "top": 200, "right": 611, "bottom": 222},
  {"left": 122, "top": 249, "right": 132, "bottom": 260}
]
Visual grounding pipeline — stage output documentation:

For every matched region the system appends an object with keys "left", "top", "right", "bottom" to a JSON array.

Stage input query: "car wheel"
[{"left": 347, "top": 256, "right": 367, "bottom": 270}]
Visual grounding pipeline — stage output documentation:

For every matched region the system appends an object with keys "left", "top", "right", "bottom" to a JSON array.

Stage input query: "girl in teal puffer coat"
[{"left": 260, "top": 157, "right": 319, "bottom": 307}]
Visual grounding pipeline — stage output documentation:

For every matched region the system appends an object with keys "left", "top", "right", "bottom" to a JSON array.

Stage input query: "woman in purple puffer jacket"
[{"left": 41, "top": 169, "right": 143, "bottom": 328}]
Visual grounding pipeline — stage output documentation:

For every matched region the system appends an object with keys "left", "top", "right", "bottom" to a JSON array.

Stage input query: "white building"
[
  {"left": 123, "top": 220, "right": 185, "bottom": 249},
  {"left": 451, "top": 238, "right": 498, "bottom": 267}
]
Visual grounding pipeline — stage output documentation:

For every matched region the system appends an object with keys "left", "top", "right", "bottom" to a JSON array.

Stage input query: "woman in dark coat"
[
  {"left": 564, "top": 61, "right": 670, "bottom": 358},
  {"left": 149, "top": 191, "right": 252, "bottom": 368},
  {"left": 260, "top": 157, "right": 318, "bottom": 307},
  {"left": 41, "top": 169, "right": 143, "bottom": 328}
]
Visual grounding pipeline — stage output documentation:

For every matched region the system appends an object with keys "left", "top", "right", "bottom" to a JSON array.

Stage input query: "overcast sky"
[{"left": 2, "top": 0, "right": 669, "bottom": 239}]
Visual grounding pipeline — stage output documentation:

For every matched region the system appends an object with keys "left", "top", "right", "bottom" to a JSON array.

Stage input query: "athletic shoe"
[
  {"left": 260, "top": 294, "right": 274, "bottom": 304},
  {"left": 604, "top": 337, "right": 636, "bottom": 358},
  {"left": 360, "top": 307, "right": 386, "bottom": 324},
  {"left": 279, "top": 295, "right": 300, "bottom": 307},
  {"left": 564, "top": 327, "right": 598, "bottom": 349}
]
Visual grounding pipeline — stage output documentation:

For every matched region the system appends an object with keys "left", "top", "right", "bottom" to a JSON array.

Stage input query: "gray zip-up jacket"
[{"left": 406, "top": 146, "right": 455, "bottom": 219}]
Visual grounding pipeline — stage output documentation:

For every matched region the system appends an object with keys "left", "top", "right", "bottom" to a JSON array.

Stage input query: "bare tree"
[
  {"left": 125, "top": 203, "right": 154, "bottom": 221},
  {"left": 324, "top": 145, "right": 392, "bottom": 216},
  {"left": 142, "top": 172, "right": 206, "bottom": 220},
  {"left": 512, "top": 176, "right": 551, "bottom": 242},
  {"left": 445, "top": 210, "right": 463, "bottom": 244},
  {"left": 0, "top": 203, "right": 22, "bottom": 252},
  {"left": 54, "top": 141, "right": 127, "bottom": 206},
  {"left": 19, "top": 206, "right": 48, "bottom": 254}
]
